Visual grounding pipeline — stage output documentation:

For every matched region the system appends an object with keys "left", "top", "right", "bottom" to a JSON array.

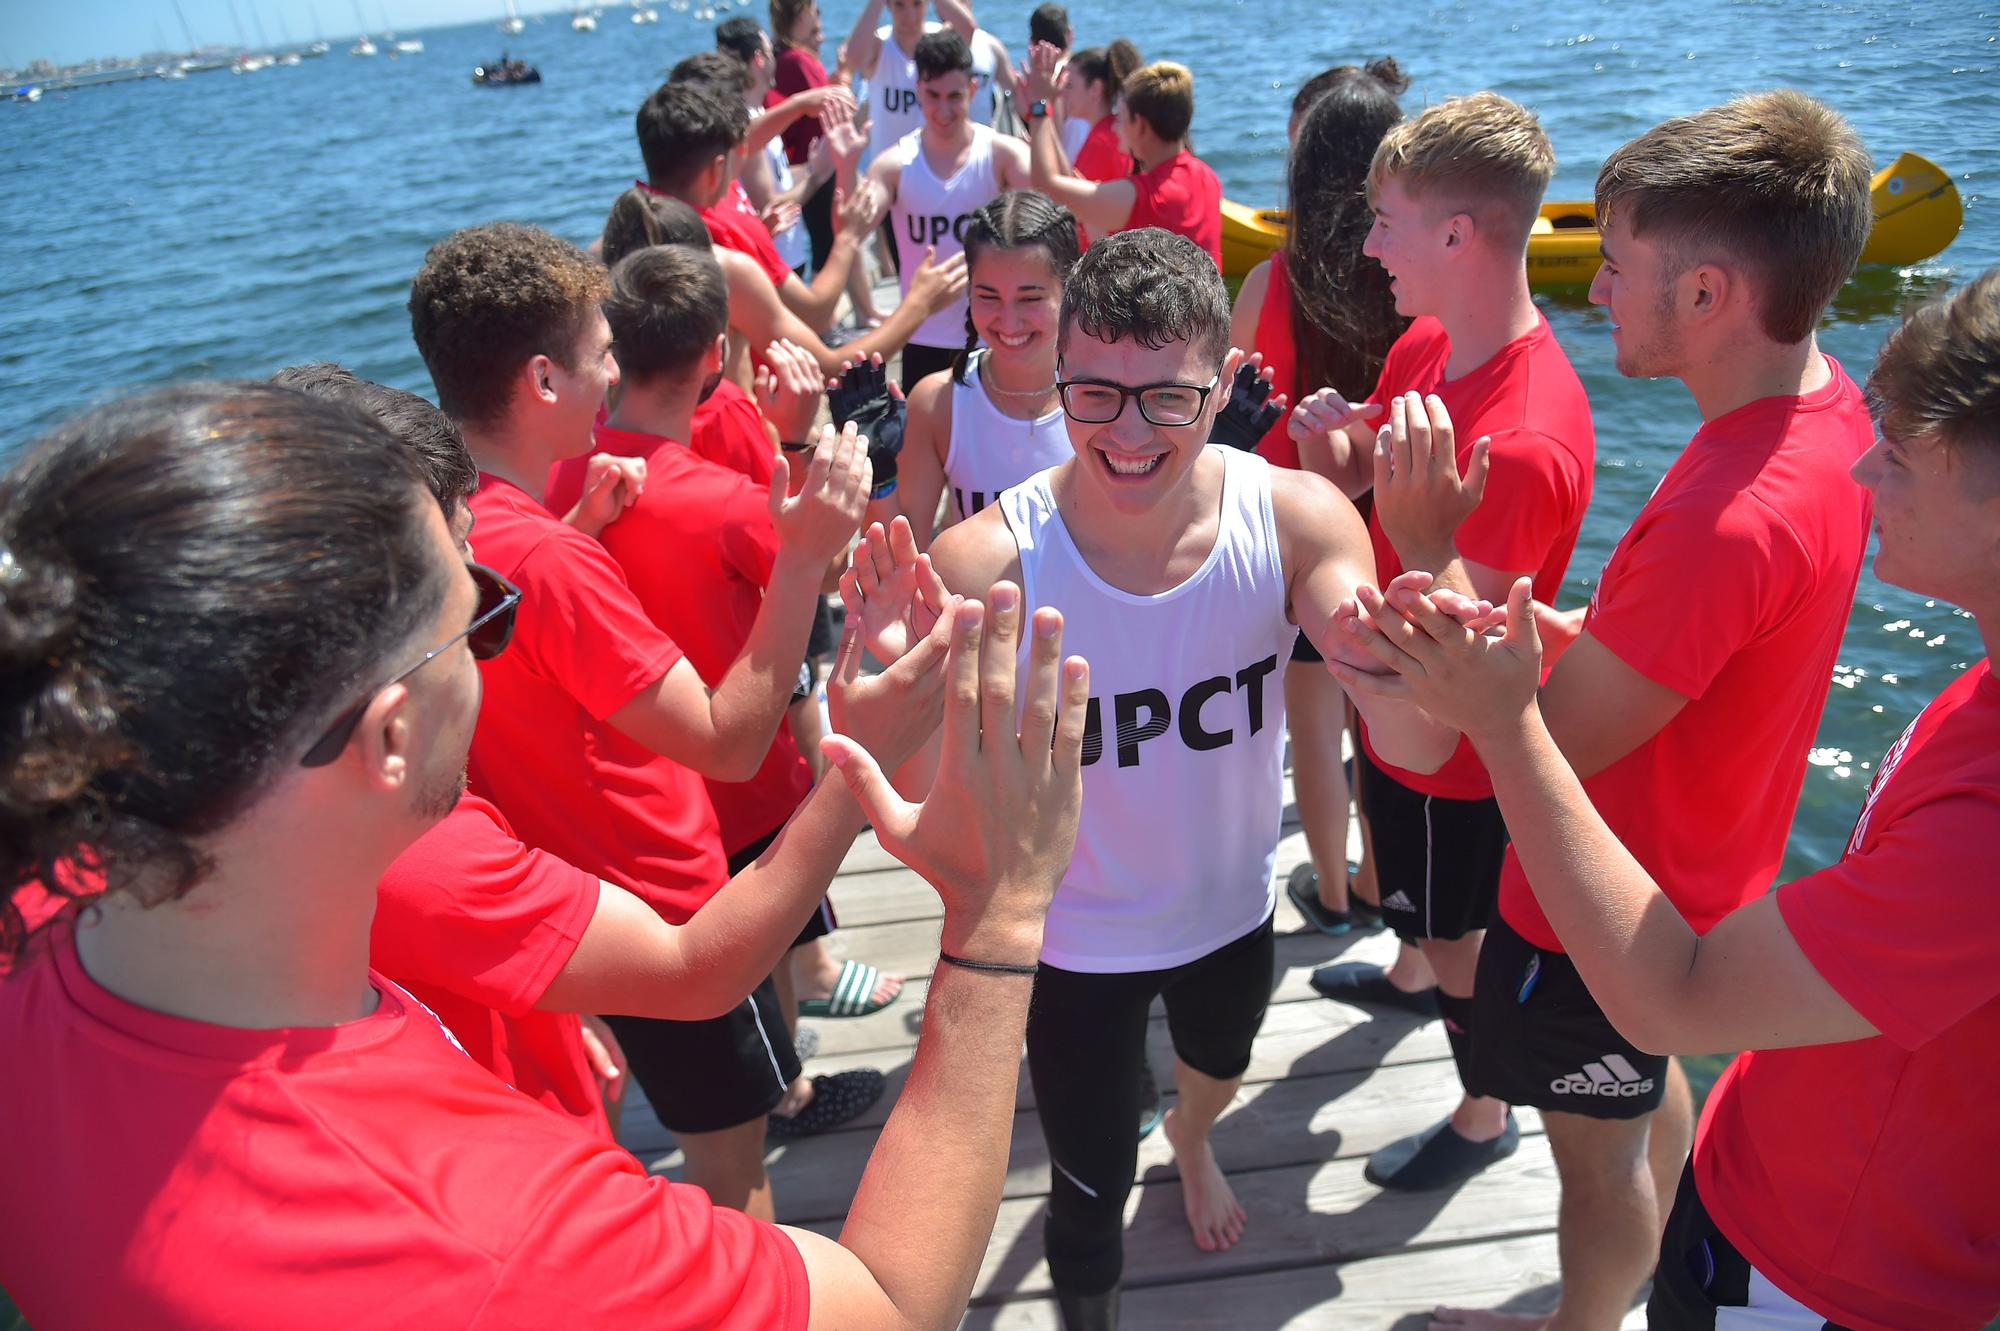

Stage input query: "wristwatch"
[{"left": 1027, "top": 100, "right": 1050, "bottom": 120}]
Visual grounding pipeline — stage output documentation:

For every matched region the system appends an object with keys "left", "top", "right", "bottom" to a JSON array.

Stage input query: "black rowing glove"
[
  {"left": 827, "top": 360, "right": 906, "bottom": 497},
  {"left": 1209, "top": 361, "right": 1285, "bottom": 452}
]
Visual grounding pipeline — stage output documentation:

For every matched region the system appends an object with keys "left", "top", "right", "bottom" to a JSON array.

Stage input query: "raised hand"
[
  {"left": 1018, "top": 38, "right": 1061, "bottom": 104},
  {"left": 1209, "top": 354, "right": 1288, "bottom": 451},
  {"left": 838, "top": 176, "right": 890, "bottom": 235},
  {"left": 1371, "top": 391, "right": 1490, "bottom": 569},
  {"left": 827, "top": 353, "right": 907, "bottom": 494},
  {"left": 759, "top": 198, "right": 803, "bottom": 238},
  {"left": 824, "top": 101, "right": 867, "bottom": 178},
  {"left": 820, "top": 586, "right": 1089, "bottom": 963},
  {"left": 839, "top": 516, "right": 954, "bottom": 663},
  {"left": 825, "top": 574, "right": 958, "bottom": 771},
  {"left": 755, "top": 338, "right": 826, "bottom": 445},
  {"left": 1288, "top": 386, "right": 1381, "bottom": 450},
  {"left": 769, "top": 420, "right": 871, "bottom": 564},
  {"left": 1328, "top": 574, "right": 1543, "bottom": 745},
  {"left": 1323, "top": 571, "right": 1496, "bottom": 677},
  {"left": 907, "top": 247, "right": 970, "bottom": 314}
]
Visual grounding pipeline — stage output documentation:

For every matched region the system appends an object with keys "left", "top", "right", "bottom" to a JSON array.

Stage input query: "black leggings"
[
  {"left": 1025, "top": 914, "right": 1275, "bottom": 1295},
  {"left": 801, "top": 174, "right": 836, "bottom": 274}
]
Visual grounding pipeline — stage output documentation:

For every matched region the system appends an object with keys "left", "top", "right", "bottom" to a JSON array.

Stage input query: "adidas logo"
[
  {"left": 1381, "top": 890, "right": 1416, "bottom": 912},
  {"left": 1550, "top": 1054, "right": 1656, "bottom": 1098}
]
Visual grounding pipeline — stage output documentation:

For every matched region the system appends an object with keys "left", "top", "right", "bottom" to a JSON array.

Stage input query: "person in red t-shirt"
[
  {"left": 1226, "top": 59, "right": 1408, "bottom": 953},
  {"left": 1023, "top": 52, "right": 1221, "bottom": 269},
  {"left": 1286, "top": 93, "right": 1596, "bottom": 1196},
  {"left": 1055, "top": 42, "right": 1138, "bottom": 192},
  {"left": 409, "top": 222, "right": 882, "bottom": 1218},
  {"left": 1338, "top": 268, "right": 2000, "bottom": 1331},
  {"left": 1333, "top": 92, "right": 1879, "bottom": 1331},
  {"left": 0, "top": 378, "right": 1095, "bottom": 1331}
]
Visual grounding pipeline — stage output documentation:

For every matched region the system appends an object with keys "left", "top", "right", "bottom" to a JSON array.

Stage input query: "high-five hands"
[
  {"left": 1328, "top": 573, "right": 1543, "bottom": 746},
  {"left": 1209, "top": 354, "right": 1288, "bottom": 452},
  {"left": 770, "top": 420, "right": 872, "bottom": 563},
  {"left": 840, "top": 516, "right": 954, "bottom": 664},
  {"left": 828, "top": 354, "right": 908, "bottom": 496},
  {"left": 1371, "top": 391, "right": 1490, "bottom": 568},
  {"left": 820, "top": 585, "right": 1090, "bottom": 963}
]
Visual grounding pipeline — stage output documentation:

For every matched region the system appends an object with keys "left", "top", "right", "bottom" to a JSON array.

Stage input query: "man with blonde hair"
[
  {"left": 1021, "top": 56, "right": 1222, "bottom": 267},
  {"left": 1293, "top": 90, "right": 1596, "bottom": 1197},
  {"left": 1341, "top": 90, "right": 1875, "bottom": 1331}
]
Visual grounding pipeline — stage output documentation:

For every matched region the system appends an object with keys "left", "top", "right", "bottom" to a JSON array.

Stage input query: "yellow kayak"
[{"left": 1220, "top": 150, "right": 1963, "bottom": 288}]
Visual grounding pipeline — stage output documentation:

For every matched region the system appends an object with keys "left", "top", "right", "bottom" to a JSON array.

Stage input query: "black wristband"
[
  {"left": 780, "top": 440, "right": 814, "bottom": 453},
  {"left": 937, "top": 949, "right": 1039, "bottom": 977}
]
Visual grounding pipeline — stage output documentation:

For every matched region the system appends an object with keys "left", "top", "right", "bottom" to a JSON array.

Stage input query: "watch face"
[{"left": 1030, "top": 100, "right": 1049, "bottom": 118}]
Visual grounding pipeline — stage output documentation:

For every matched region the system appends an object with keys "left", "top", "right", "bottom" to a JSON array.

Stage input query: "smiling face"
[
  {"left": 1058, "top": 328, "right": 1221, "bottom": 514},
  {"left": 1361, "top": 176, "right": 1457, "bottom": 318},
  {"left": 1850, "top": 428, "right": 2000, "bottom": 606},
  {"left": 918, "top": 67, "right": 973, "bottom": 134},
  {"left": 970, "top": 245, "right": 1063, "bottom": 372},
  {"left": 546, "top": 306, "right": 619, "bottom": 460},
  {"left": 1588, "top": 209, "right": 1690, "bottom": 380}
]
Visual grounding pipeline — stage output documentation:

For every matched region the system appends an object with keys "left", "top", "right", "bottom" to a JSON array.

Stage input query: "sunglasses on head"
[{"left": 299, "top": 563, "right": 521, "bottom": 769}]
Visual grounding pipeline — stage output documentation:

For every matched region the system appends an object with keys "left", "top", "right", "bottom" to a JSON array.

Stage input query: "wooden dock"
[{"left": 618, "top": 769, "right": 1655, "bottom": 1329}]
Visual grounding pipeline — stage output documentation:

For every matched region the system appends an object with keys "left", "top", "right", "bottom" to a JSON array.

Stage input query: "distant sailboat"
[
  {"left": 499, "top": 0, "right": 524, "bottom": 34},
  {"left": 349, "top": 2, "right": 377, "bottom": 54},
  {"left": 571, "top": 4, "right": 598, "bottom": 31},
  {"left": 630, "top": 0, "right": 659, "bottom": 22}
]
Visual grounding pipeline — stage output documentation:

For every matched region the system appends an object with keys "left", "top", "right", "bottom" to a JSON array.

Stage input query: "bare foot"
[
  {"left": 1162, "top": 1107, "right": 1246, "bottom": 1253},
  {"left": 1427, "top": 1307, "right": 1549, "bottom": 1330}
]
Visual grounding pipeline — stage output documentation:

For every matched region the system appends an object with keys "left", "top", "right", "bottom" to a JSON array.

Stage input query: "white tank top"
[
  {"left": 762, "top": 136, "right": 808, "bottom": 271},
  {"left": 867, "top": 21, "right": 1000, "bottom": 165},
  {"left": 890, "top": 124, "right": 998, "bottom": 349},
  {"left": 999, "top": 448, "right": 1298, "bottom": 972},
  {"left": 943, "top": 350, "right": 1073, "bottom": 522}
]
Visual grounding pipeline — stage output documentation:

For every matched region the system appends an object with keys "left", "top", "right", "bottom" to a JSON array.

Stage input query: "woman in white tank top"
[{"left": 893, "top": 190, "right": 1080, "bottom": 546}]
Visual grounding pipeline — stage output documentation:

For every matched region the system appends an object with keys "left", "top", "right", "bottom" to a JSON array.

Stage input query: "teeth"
[{"left": 1104, "top": 452, "right": 1162, "bottom": 476}]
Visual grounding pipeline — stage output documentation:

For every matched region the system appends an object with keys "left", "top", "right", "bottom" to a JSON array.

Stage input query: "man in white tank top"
[
  {"left": 845, "top": 0, "right": 1016, "bottom": 165},
  {"left": 847, "top": 229, "right": 1469, "bottom": 1329},
  {"left": 864, "top": 29, "right": 1030, "bottom": 392}
]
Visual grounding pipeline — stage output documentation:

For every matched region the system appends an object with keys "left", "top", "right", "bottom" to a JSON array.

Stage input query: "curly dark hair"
[
  {"left": 1059, "top": 227, "right": 1229, "bottom": 366},
  {"left": 408, "top": 223, "right": 609, "bottom": 428},
  {"left": 271, "top": 363, "right": 477, "bottom": 517},
  {"left": 0, "top": 382, "right": 443, "bottom": 961},
  {"left": 1283, "top": 61, "right": 1409, "bottom": 402},
  {"left": 914, "top": 28, "right": 972, "bottom": 83},
  {"left": 671, "top": 48, "right": 752, "bottom": 96}
]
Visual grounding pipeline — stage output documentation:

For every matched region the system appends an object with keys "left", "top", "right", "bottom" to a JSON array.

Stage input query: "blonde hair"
[
  {"left": 1122, "top": 61, "right": 1194, "bottom": 143},
  {"left": 1367, "top": 91, "right": 1555, "bottom": 249},
  {"left": 1595, "top": 90, "right": 1872, "bottom": 344}
]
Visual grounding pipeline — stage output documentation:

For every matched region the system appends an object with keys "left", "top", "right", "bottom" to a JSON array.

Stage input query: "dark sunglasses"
[{"left": 299, "top": 563, "right": 521, "bottom": 769}]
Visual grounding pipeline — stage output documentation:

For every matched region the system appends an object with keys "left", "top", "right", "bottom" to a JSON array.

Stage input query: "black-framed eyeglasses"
[
  {"left": 1054, "top": 369, "right": 1221, "bottom": 427},
  {"left": 299, "top": 563, "right": 522, "bottom": 769}
]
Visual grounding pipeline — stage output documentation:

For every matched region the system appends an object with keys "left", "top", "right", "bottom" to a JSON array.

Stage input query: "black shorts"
[
  {"left": 1650, "top": 1160, "right": 1853, "bottom": 1330},
  {"left": 1289, "top": 626, "right": 1323, "bottom": 664},
  {"left": 1470, "top": 913, "right": 1668, "bottom": 1119},
  {"left": 1355, "top": 747, "right": 1508, "bottom": 941},
  {"left": 899, "top": 341, "right": 960, "bottom": 394},
  {"left": 605, "top": 975, "right": 801, "bottom": 1135},
  {"left": 726, "top": 826, "right": 836, "bottom": 949},
  {"left": 805, "top": 597, "right": 837, "bottom": 668}
]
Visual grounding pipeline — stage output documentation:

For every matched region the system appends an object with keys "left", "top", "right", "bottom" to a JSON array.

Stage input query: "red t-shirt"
[
  {"left": 0, "top": 932, "right": 807, "bottom": 1330},
  {"left": 1500, "top": 357, "right": 1874, "bottom": 951},
  {"left": 771, "top": 47, "right": 829, "bottom": 165},
  {"left": 705, "top": 192, "right": 794, "bottom": 290},
  {"left": 466, "top": 475, "right": 728, "bottom": 925},
  {"left": 1694, "top": 660, "right": 2000, "bottom": 1331},
  {"left": 1122, "top": 149, "right": 1222, "bottom": 270},
  {"left": 593, "top": 423, "right": 815, "bottom": 853},
  {"left": 1074, "top": 114, "right": 1133, "bottom": 183},
  {"left": 372, "top": 796, "right": 607, "bottom": 1137},
  {"left": 543, "top": 385, "right": 776, "bottom": 518},
  {"left": 1251, "top": 252, "right": 1301, "bottom": 469},
  {"left": 1357, "top": 314, "right": 1596, "bottom": 800}
]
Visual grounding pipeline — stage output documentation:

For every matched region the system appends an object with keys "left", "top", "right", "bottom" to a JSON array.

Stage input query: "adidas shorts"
[
  {"left": 1355, "top": 748, "right": 1509, "bottom": 941},
  {"left": 1469, "top": 914, "right": 1668, "bottom": 1119},
  {"left": 1649, "top": 1160, "right": 1854, "bottom": 1330}
]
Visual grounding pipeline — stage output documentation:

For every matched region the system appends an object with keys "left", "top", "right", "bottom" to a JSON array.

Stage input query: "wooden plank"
[{"left": 797, "top": 1136, "right": 1561, "bottom": 1302}]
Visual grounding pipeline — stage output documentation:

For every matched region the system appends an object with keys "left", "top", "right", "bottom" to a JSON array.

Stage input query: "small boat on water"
[
  {"left": 1219, "top": 150, "right": 1964, "bottom": 289},
  {"left": 571, "top": 5, "right": 598, "bottom": 31},
  {"left": 394, "top": 38, "right": 424, "bottom": 53},
  {"left": 499, "top": 0, "right": 525, "bottom": 33},
  {"left": 349, "top": 36, "right": 377, "bottom": 55},
  {"left": 474, "top": 60, "right": 541, "bottom": 85},
  {"left": 631, "top": 2, "right": 660, "bottom": 22}
]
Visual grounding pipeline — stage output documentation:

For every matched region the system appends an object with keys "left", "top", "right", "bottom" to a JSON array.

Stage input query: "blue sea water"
[{"left": 0, "top": 0, "right": 1994, "bottom": 883}]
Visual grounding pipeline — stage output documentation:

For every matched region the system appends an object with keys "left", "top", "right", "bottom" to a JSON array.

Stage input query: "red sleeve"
[
  {"left": 509, "top": 527, "right": 686, "bottom": 720},
  {"left": 1583, "top": 491, "right": 1807, "bottom": 701},
  {"left": 474, "top": 1147, "right": 809, "bottom": 1329},
  {"left": 1777, "top": 786, "right": 2000, "bottom": 1049},
  {"left": 693, "top": 391, "right": 779, "bottom": 487},
  {"left": 1453, "top": 428, "right": 1578, "bottom": 574},
  {"left": 372, "top": 802, "right": 598, "bottom": 1017},
  {"left": 711, "top": 208, "right": 795, "bottom": 289},
  {"left": 718, "top": 481, "right": 781, "bottom": 589}
]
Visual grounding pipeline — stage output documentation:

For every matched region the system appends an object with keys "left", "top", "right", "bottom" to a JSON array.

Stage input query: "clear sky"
[{"left": 8, "top": 1, "right": 545, "bottom": 68}]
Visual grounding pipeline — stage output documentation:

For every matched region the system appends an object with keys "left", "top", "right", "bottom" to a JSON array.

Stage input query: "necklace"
[{"left": 980, "top": 362, "right": 1056, "bottom": 401}]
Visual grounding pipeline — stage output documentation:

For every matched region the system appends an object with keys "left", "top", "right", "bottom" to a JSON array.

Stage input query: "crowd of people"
[{"left": 0, "top": 4, "right": 1995, "bottom": 1331}]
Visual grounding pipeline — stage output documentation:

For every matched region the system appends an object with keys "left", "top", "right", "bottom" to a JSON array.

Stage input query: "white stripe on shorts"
[{"left": 1714, "top": 1268, "right": 1834, "bottom": 1331}]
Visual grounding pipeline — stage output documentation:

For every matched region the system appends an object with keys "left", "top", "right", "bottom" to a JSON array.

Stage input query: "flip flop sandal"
[
  {"left": 798, "top": 960, "right": 902, "bottom": 1018},
  {"left": 1137, "top": 1058, "right": 1165, "bottom": 1140},
  {"left": 792, "top": 1026, "right": 820, "bottom": 1062},
  {"left": 767, "top": 1069, "right": 887, "bottom": 1141},
  {"left": 1285, "top": 862, "right": 1371, "bottom": 936}
]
